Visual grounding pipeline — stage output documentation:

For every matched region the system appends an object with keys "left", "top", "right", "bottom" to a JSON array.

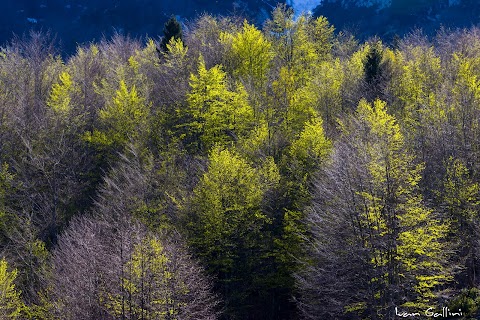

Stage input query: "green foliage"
[
  {"left": 236, "top": 120, "right": 270, "bottom": 160},
  {"left": 273, "top": 116, "right": 331, "bottom": 301},
  {"left": 309, "top": 58, "right": 344, "bottom": 127},
  {"left": 444, "top": 158, "right": 480, "bottom": 220},
  {"left": 289, "top": 117, "right": 331, "bottom": 168},
  {"left": 191, "top": 147, "right": 279, "bottom": 270},
  {"left": 450, "top": 53, "right": 480, "bottom": 159},
  {"left": 308, "top": 16, "right": 335, "bottom": 60},
  {"left": 0, "top": 259, "right": 25, "bottom": 319},
  {"left": 0, "top": 163, "right": 13, "bottom": 207},
  {"left": 0, "top": 164, "right": 14, "bottom": 246},
  {"left": 265, "top": 4, "right": 295, "bottom": 66},
  {"left": 267, "top": 12, "right": 320, "bottom": 87},
  {"left": 271, "top": 63, "right": 319, "bottom": 140},
  {"left": 46, "top": 69, "right": 87, "bottom": 134},
  {"left": 85, "top": 80, "right": 150, "bottom": 150},
  {"left": 391, "top": 44, "right": 443, "bottom": 133},
  {"left": 181, "top": 57, "right": 254, "bottom": 152},
  {"left": 2, "top": 10, "right": 480, "bottom": 320},
  {"left": 300, "top": 99, "right": 452, "bottom": 319},
  {"left": 47, "top": 71, "right": 75, "bottom": 115},
  {"left": 106, "top": 237, "right": 176, "bottom": 319},
  {"left": 189, "top": 146, "right": 279, "bottom": 316},
  {"left": 448, "top": 288, "right": 480, "bottom": 319},
  {"left": 163, "top": 38, "right": 189, "bottom": 66},
  {"left": 221, "top": 21, "right": 274, "bottom": 117},
  {"left": 290, "top": 16, "right": 318, "bottom": 84},
  {"left": 358, "top": 99, "right": 451, "bottom": 310},
  {"left": 224, "top": 21, "right": 273, "bottom": 84},
  {"left": 443, "top": 158, "right": 480, "bottom": 287}
]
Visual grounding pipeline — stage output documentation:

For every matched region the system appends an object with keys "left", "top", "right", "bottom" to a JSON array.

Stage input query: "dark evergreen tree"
[
  {"left": 364, "top": 41, "right": 383, "bottom": 85},
  {"left": 363, "top": 41, "right": 392, "bottom": 101},
  {"left": 160, "top": 16, "right": 183, "bottom": 52}
]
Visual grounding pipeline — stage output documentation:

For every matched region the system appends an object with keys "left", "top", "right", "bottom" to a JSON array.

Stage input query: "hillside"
[
  {"left": 2, "top": 1, "right": 479, "bottom": 55},
  {"left": 1, "top": 4, "right": 480, "bottom": 319}
]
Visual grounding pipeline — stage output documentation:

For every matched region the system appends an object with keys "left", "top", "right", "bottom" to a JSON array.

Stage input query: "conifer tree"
[
  {"left": 364, "top": 41, "right": 383, "bottom": 85},
  {"left": 160, "top": 16, "right": 183, "bottom": 52}
]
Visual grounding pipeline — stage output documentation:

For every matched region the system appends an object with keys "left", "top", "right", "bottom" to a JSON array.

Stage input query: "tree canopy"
[{"left": 0, "top": 9, "right": 479, "bottom": 320}]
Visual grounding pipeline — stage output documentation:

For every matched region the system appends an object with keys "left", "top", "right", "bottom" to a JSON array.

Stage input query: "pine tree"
[
  {"left": 160, "top": 16, "right": 183, "bottom": 52},
  {"left": 364, "top": 41, "right": 383, "bottom": 85}
]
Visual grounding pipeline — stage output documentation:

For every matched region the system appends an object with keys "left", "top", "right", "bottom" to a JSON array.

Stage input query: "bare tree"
[
  {"left": 51, "top": 209, "right": 219, "bottom": 320},
  {"left": 50, "top": 146, "right": 219, "bottom": 319}
]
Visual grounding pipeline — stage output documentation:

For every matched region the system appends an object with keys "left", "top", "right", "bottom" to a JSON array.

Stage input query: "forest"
[{"left": 0, "top": 4, "right": 480, "bottom": 319}]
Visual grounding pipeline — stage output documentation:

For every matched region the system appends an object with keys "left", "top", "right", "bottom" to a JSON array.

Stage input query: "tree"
[
  {"left": 364, "top": 41, "right": 383, "bottom": 85},
  {"left": 264, "top": 4, "right": 295, "bottom": 68},
  {"left": 188, "top": 146, "right": 280, "bottom": 318},
  {"left": 106, "top": 235, "right": 219, "bottom": 320},
  {"left": 0, "top": 259, "right": 25, "bottom": 319},
  {"left": 52, "top": 212, "right": 219, "bottom": 320},
  {"left": 225, "top": 21, "right": 273, "bottom": 84},
  {"left": 443, "top": 158, "right": 480, "bottom": 288},
  {"left": 297, "top": 99, "right": 451, "bottom": 319},
  {"left": 221, "top": 21, "right": 274, "bottom": 118},
  {"left": 390, "top": 43, "right": 443, "bottom": 134},
  {"left": 268, "top": 116, "right": 331, "bottom": 319},
  {"left": 266, "top": 11, "right": 332, "bottom": 146},
  {"left": 160, "top": 16, "right": 183, "bottom": 53},
  {"left": 11, "top": 67, "right": 91, "bottom": 245},
  {"left": 0, "top": 164, "right": 14, "bottom": 243},
  {"left": 67, "top": 44, "right": 105, "bottom": 129},
  {"left": 288, "top": 117, "right": 332, "bottom": 173},
  {"left": 84, "top": 80, "right": 150, "bottom": 156},
  {"left": 50, "top": 148, "right": 219, "bottom": 319},
  {"left": 184, "top": 15, "right": 240, "bottom": 68},
  {"left": 179, "top": 57, "right": 254, "bottom": 152},
  {"left": 449, "top": 53, "right": 480, "bottom": 173},
  {"left": 362, "top": 41, "right": 394, "bottom": 102},
  {"left": 6, "top": 31, "right": 62, "bottom": 126},
  {"left": 308, "top": 16, "right": 335, "bottom": 61}
]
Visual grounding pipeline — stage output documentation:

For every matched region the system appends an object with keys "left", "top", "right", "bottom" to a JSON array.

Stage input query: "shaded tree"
[
  {"left": 188, "top": 146, "right": 280, "bottom": 319},
  {"left": 160, "top": 16, "right": 183, "bottom": 53},
  {"left": 443, "top": 158, "right": 480, "bottom": 288}
]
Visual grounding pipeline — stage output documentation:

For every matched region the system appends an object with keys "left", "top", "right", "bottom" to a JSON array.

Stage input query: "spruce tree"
[
  {"left": 364, "top": 41, "right": 383, "bottom": 85},
  {"left": 160, "top": 16, "right": 183, "bottom": 52}
]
